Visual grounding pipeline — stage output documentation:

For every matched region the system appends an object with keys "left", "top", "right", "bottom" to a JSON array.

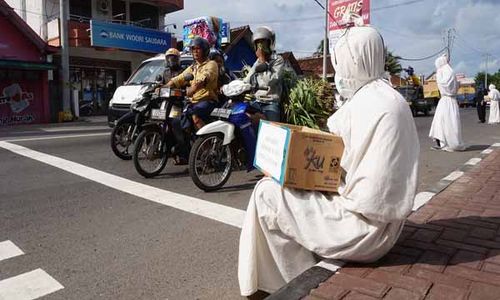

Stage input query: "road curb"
[{"left": 265, "top": 142, "right": 500, "bottom": 300}]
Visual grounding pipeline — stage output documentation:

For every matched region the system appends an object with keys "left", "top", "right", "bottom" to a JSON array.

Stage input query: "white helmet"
[{"left": 252, "top": 26, "right": 276, "bottom": 51}]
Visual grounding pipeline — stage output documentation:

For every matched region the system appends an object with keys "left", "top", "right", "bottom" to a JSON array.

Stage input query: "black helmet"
[
  {"left": 208, "top": 49, "right": 223, "bottom": 60},
  {"left": 189, "top": 37, "right": 210, "bottom": 57}
]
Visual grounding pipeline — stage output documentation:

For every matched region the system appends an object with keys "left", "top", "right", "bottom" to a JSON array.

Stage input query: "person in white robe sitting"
[{"left": 238, "top": 26, "right": 420, "bottom": 299}]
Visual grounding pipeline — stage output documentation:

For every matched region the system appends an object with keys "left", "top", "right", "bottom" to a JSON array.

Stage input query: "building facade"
[
  {"left": 0, "top": 0, "right": 56, "bottom": 126},
  {"left": 5, "top": 0, "right": 183, "bottom": 117}
]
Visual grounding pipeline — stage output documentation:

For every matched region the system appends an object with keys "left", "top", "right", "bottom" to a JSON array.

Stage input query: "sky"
[{"left": 165, "top": 0, "right": 500, "bottom": 78}]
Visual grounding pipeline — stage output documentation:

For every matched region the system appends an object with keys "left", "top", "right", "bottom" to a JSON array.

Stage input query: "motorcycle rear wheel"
[
  {"left": 189, "top": 133, "right": 233, "bottom": 192},
  {"left": 110, "top": 121, "right": 135, "bottom": 160},
  {"left": 133, "top": 128, "right": 168, "bottom": 178}
]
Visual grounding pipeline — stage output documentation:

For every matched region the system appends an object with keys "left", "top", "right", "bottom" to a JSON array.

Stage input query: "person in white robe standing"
[
  {"left": 487, "top": 84, "right": 500, "bottom": 124},
  {"left": 428, "top": 55, "right": 466, "bottom": 151},
  {"left": 237, "top": 26, "right": 420, "bottom": 298}
]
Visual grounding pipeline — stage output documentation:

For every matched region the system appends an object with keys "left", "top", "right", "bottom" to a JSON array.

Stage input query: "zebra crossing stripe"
[
  {"left": 0, "top": 269, "right": 64, "bottom": 300},
  {"left": 0, "top": 240, "right": 24, "bottom": 262}
]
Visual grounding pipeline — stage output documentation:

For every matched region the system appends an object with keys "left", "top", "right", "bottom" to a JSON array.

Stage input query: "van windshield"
[
  {"left": 127, "top": 60, "right": 164, "bottom": 85},
  {"left": 127, "top": 58, "right": 193, "bottom": 85}
]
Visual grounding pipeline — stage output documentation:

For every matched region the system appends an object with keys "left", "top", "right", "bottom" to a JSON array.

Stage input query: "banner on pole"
[{"left": 328, "top": 0, "right": 370, "bottom": 53}]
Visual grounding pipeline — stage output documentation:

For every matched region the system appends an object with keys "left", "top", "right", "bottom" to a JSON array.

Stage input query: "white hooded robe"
[
  {"left": 428, "top": 56, "right": 466, "bottom": 151},
  {"left": 488, "top": 84, "right": 500, "bottom": 124},
  {"left": 238, "top": 26, "right": 420, "bottom": 296}
]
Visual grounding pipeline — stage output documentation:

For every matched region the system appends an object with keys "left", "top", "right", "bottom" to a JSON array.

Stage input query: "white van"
[{"left": 107, "top": 53, "right": 193, "bottom": 126}]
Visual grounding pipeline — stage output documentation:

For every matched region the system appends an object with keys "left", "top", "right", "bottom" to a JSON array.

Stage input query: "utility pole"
[
  {"left": 60, "top": 0, "right": 71, "bottom": 114},
  {"left": 322, "top": 0, "right": 329, "bottom": 81},
  {"left": 485, "top": 53, "right": 490, "bottom": 88},
  {"left": 443, "top": 28, "right": 455, "bottom": 60}
]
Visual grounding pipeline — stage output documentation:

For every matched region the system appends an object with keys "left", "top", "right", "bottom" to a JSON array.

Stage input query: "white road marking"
[
  {"left": 465, "top": 158, "right": 482, "bottom": 166},
  {"left": 0, "top": 269, "right": 64, "bottom": 300},
  {"left": 2, "top": 133, "right": 109, "bottom": 143},
  {"left": 493, "top": 143, "right": 500, "bottom": 147},
  {"left": 482, "top": 149, "right": 493, "bottom": 154},
  {"left": 412, "top": 192, "right": 436, "bottom": 211},
  {"left": 442, "top": 171, "right": 464, "bottom": 182},
  {"left": 0, "top": 241, "right": 24, "bottom": 262},
  {"left": 0, "top": 141, "right": 245, "bottom": 228},
  {"left": 41, "top": 126, "right": 109, "bottom": 132}
]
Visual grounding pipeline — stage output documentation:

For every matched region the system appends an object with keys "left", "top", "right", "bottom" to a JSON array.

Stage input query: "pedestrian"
[
  {"left": 238, "top": 26, "right": 420, "bottom": 299},
  {"left": 428, "top": 55, "right": 466, "bottom": 151},
  {"left": 487, "top": 84, "right": 500, "bottom": 124},
  {"left": 244, "top": 26, "right": 284, "bottom": 122},
  {"left": 476, "top": 86, "right": 487, "bottom": 123}
]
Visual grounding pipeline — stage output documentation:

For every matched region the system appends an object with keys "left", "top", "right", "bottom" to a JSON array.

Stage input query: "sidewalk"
[
  {"left": 297, "top": 148, "right": 500, "bottom": 300},
  {"left": 0, "top": 116, "right": 109, "bottom": 136}
]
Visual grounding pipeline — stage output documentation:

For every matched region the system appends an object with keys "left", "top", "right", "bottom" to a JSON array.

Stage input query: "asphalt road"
[{"left": 0, "top": 108, "right": 499, "bottom": 300}]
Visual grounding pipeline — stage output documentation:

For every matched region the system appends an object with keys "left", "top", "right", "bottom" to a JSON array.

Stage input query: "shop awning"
[{"left": 0, "top": 59, "right": 57, "bottom": 70}]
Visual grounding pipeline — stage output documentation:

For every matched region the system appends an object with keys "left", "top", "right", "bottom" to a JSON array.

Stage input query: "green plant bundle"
[{"left": 284, "top": 78, "right": 335, "bottom": 129}]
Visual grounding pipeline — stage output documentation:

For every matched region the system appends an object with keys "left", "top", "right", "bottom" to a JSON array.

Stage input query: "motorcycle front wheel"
[
  {"left": 110, "top": 121, "right": 135, "bottom": 160},
  {"left": 133, "top": 128, "right": 168, "bottom": 178},
  {"left": 189, "top": 133, "right": 233, "bottom": 192}
]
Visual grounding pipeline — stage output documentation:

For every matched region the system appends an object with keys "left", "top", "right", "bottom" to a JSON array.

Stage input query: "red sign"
[
  {"left": 328, "top": 0, "right": 370, "bottom": 31},
  {"left": 0, "top": 80, "right": 41, "bottom": 126}
]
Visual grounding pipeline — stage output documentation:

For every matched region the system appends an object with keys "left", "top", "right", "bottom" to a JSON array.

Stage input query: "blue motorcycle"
[{"left": 188, "top": 80, "right": 261, "bottom": 192}]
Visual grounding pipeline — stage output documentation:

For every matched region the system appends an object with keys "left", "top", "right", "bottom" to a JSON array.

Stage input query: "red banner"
[
  {"left": 0, "top": 80, "right": 42, "bottom": 126},
  {"left": 328, "top": 0, "right": 370, "bottom": 31}
]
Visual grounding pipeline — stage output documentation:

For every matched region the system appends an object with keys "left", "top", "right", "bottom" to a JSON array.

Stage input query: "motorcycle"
[
  {"left": 110, "top": 83, "right": 158, "bottom": 160},
  {"left": 132, "top": 74, "right": 195, "bottom": 178},
  {"left": 79, "top": 101, "right": 94, "bottom": 116},
  {"left": 188, "top": 80, "right": 262, "bottom": 192}
]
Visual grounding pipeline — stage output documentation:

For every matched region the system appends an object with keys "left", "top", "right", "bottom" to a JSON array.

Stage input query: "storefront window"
[
  {"left": 70, "top": 0, "right": 91, "bottom": 19},
  {"left": 112, "top": 0, "right": 126, "bottom": 22},
  {"left": 70, "top": 67, "right": 118, "bottom": 115},
  {"left": 130, "top": 3, "right": 158, "bottom": 29}
]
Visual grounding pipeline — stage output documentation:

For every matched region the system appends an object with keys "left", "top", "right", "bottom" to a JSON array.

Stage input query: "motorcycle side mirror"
[
  {"left": 184, "top": 73, "right": 194, "bottom": 82},
  {"left": 155, "top": 74, "right": 163, "bottom": 83},
  {"left": 255, "top": 62, "right": 268, "bottom": 73}
]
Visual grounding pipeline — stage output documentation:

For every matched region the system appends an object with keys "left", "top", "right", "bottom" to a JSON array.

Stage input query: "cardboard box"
[{"left": 254, "top": 121, "right": 344, "bottom": 192}]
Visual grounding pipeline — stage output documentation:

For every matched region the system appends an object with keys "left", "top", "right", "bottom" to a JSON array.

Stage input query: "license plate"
[
  {"left": 169, "top": 106, "right": 182, "bottom": 118},
  {"left": 160, "top": 88, "right": 171, "bottom": 98},
  {"left": 211, "top": 108, "right": 232, "bottom": 119},
  {"left": 151, "top": 109, "right": 167, "bottom": 120}
]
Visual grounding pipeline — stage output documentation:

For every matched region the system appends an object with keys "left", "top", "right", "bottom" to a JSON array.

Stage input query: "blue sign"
[
  {"left": 221, "top": 22, "right": 230, "bottom": 44},
  {"left": 90, "top": 20, "right": 171, "bottom": 53}
]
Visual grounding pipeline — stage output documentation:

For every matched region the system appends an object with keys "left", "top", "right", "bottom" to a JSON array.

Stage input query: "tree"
[
  {"left": 475, "top": 70, "right": 500, "bottom": 90},
  {"left": 385, "top": 49, "right": 402, "bottom": 75},
  {"left": 315, "top": 39, "right": 330, "bottom": 57}
]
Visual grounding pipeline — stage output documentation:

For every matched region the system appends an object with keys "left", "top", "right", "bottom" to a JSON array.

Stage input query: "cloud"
[{"left": 165, "top": 0, "right": 499, "bottom": 78}]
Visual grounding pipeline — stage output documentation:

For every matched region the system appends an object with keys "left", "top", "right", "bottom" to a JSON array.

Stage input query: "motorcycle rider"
[
  {"left": 244, "top": 26, "right": 285, "bottom": 122},
  {"left": 163, "top": 48, "right": 182, "bottom": 83},
  {"left": 166, "top": 37, "right": 219, "bottom": 165},
  {"left": 209, "top": 49, "right": 236, "bottom": 104}
]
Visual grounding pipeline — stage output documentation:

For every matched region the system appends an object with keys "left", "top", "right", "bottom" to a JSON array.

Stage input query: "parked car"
[
  {"left": 107, "top": 53, "right": 193, "bottom": 127},
  {"left": 396, "top": 85, "right": 432, "bottom": 117}
]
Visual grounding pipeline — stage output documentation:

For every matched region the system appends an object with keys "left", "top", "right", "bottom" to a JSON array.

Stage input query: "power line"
[
  {"left": 231, "top": 0, "right": 428, "bottom": 25},
  {"left": 372, "top": 0, "right": 425, "bottom": 12},
  {"left": 399, "top": 47, "right": 447, "bottom": 61},
  {"left": 231, "top": 16, "right": 321, "bottom": 25}
]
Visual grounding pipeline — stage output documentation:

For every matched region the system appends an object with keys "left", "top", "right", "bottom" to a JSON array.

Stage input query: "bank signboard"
[{"left": 91, "top": 20, "right": 171, "bottom": 53}]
